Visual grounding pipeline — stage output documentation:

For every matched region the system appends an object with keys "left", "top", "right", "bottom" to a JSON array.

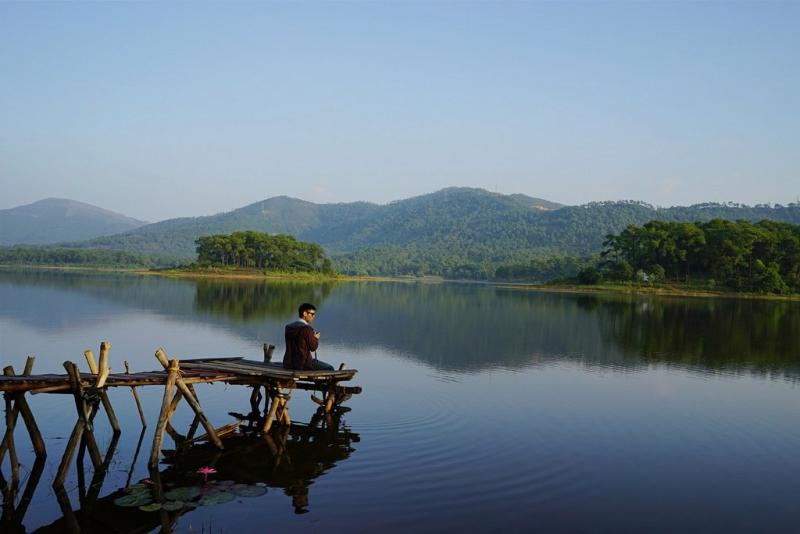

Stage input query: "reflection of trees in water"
[
  {"left": 585, "top": 294, "right": 800, "bottom": 376},
  {"left": 4, "top": 270, "right": 799, "bottom": 377},
  {"left": 322, "top": 282, "right": 609, "bottom": 370},
  {"left": 193, "top": 279, "right": 337, "bottom": 321}
]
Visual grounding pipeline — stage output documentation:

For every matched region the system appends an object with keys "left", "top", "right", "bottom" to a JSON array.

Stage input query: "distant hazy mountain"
[
  {"left": 68, "top": 187, "right": 800, "bottom": 273},
  {"left": 0, "top": 198, "right": 148, "bottom": 245}
]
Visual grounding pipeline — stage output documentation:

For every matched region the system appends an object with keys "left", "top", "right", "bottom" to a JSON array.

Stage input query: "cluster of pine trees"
[
  {"left": 590, "top": 219, "right": 800, "bottom": 293},
  {"left": 195, "top": 231, "right": 334, "bottom": 274}
]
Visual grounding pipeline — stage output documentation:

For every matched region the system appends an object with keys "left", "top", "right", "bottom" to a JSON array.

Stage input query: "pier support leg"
[
  {"left": 64, "top": 361, "right": 103, "bottom": 470},
  {"left": 149, "top": 359, "right": 179, "bottom": 468},
  {"left": 125, "top": 361, "right": 147, "bottom": 428},
  {"left": 155, "top": 349, "right": 223, "bottom": 450}
]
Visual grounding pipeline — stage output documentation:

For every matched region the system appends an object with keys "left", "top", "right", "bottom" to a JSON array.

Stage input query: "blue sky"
[{"left": 1, "top": 1, "right": 797, "bottom": 222}]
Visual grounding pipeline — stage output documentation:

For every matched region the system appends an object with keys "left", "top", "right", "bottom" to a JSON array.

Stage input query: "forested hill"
[
  {"left": 0, "top": 198, "right": 148, "bottom": 245},
  {"left": 72, "top": 188, "right": 564, "bottom": 257},
  {"left": 64, "top": 188, "right": 800, "bottom": 277}
]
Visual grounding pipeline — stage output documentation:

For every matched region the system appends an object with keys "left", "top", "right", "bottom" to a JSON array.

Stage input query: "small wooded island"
[
  {"left": 568, "top": 219, "right": 800, "bottom": 296},
  {"left": 157, "top": 231, "right": 337, "bottom": 278}
]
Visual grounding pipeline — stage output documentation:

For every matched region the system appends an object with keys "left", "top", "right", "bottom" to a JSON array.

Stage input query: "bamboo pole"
[
  {"left": 183, "top": 383, "right": 201, "bottom": 442},
  {"left": 164, "top": 388, "right": 188, "bottom": 445},
  {"left": 263, "top": 343, "right": 276, "bottom": 362},
  {"left": 84, "top": 350, "right": 98, "bottom": 374},
  {"left": 2, "top": 386, "right": 20, "bottom": 483},
  {"left": 95, "top": 341, "right": 111, "bottom": 388},
  {"left": 23, "top": 356, "right": 34, "bottom": 376},
  {"left": 124, "top": 360, "right": 147, "bottom": 427},
  {"left": 262, "top": 388, "right": 281, "bottom": 433},
  {"left": 52, "top": 483, "right": 81, "bottom": 534},
  {"left": 10, "top": 454, "right": 45, "bottom": 525},
  {"left": 149, "top": 358, "right": 179, "bottom": 468},
  {"left": 9, "top": 363, "right": 45, "bottom": 458},
  {"left": 84, "top": 346, "right": 121, "bottom": 434},
  {"left": 63, "top": 361, "right": 103, "bottom": 470},
  {"left": 83, "top": 431, "right": 120, "bottom": 517},
  {"left": 324, "top": 383, "right": 337, "bottom": 414},
  {"left": 100, "top": 392, "right": 121, "bottom": 434},
  {"left": 0, "top": 362, "right": 45, "bottom": 461},
  {"left": 125, "top": 427, "right": 146, "bottom": 488},
  {"left": 154, "top": 349, "right": 222, "bottom": 449},
  {"left": 53, "top": 418, "right": 84, "bottom": 487}
]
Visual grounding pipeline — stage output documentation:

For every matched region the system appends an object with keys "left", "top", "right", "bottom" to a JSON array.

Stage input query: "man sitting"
[{"left": 282, "top": 303, "right": 334, "bottom": 371}]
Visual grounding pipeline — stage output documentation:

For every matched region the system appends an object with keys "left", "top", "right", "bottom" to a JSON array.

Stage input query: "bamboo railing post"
[
  {"left": 149, "top": 359, "right": 179, "bottom": 468},
  {"left": 263, "top": 343, "right": 276, "bottom": 362},
  {"left": 96, "top": 341, "right": 111, "bottom": 389},
  {"left": 85, "top": 344, "right": 120, "bottom": 434},
  {"left": 2, "top": 368, "right": 20, "bottom": 483},
  {"left": 154, "top": 349, "right": 223, "bottom": 449},
  {"left": 124, "top": 361, "right": 147, "bottom": 427},
  {"left": 83, "top": 350, "right": 98, "bottom": 375},
  {"left": 63, "top": 361, "right": 103, "bottom": 470}
]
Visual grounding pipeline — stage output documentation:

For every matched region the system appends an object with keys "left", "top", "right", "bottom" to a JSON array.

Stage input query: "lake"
[{"left": 1, "top": 269, "right": 800, "bottom": 532}]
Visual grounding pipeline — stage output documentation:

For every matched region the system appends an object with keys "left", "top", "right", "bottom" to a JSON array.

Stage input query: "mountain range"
[
  {"left": 0, "top": 198, "right": 148, "bottom": 246},
  {"left": 3, "top": 188, "right": 800, "bottom": 277}
]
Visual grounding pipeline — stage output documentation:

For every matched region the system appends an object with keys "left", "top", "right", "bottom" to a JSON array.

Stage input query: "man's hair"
[{"left": 298, "top": 303, "right": 316, "bottom": 317}]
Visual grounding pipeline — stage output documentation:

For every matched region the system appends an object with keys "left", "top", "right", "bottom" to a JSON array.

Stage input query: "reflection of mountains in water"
[
  {"left": 36, "top": 415, "right": 359, "bottom": 532},
  {"left": 2, "top": 269, "right": 799, "bottom": 378}
]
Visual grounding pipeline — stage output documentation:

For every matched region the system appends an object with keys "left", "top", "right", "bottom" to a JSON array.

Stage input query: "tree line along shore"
[{"left": 1, "top": 220, "right": 800, "bottom": 297}]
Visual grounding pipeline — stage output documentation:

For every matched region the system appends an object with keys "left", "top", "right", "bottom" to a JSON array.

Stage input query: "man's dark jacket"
[{"left": 283, "top": 320, "right": 319, "bottom": 370}]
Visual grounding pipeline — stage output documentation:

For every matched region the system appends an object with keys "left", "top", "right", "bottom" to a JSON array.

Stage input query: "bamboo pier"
[{"left": 0, "top": 341, "right": 361, "bottom": 508}]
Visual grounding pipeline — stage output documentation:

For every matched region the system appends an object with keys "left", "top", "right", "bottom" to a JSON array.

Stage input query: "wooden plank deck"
[{"left": 0, "top": 358, "right": 357, "bottom": 393}]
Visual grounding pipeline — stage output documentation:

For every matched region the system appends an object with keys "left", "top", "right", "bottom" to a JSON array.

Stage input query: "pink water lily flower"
[{"left": 197, "top": 466, "right": 217, "bottom": 483}]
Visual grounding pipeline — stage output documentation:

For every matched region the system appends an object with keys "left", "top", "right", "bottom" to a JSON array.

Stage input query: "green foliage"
[
  {"left": 577, "top": 266, "right": 602, "bottom": 285},
  {"left": 0, "top": 246, "right": 176, "bottom": 268},
  {"left": 34, "top": 189, "right": 800, "bottom": 281},
  {"left": 601, "top": 219, "right": 800, "bottom": 293},
  {"left": 195, "top": 231, "right": 334, "bottom": 274}
]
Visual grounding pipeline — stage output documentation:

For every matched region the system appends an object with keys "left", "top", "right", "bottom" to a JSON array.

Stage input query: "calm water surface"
[{"left": 1, "top": 269, "right": 799, "bottom": 532}]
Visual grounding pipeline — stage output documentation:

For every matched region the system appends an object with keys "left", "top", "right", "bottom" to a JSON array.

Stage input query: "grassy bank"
[{"left": 514, "top": 280, "right": 800, "bottom": 301}]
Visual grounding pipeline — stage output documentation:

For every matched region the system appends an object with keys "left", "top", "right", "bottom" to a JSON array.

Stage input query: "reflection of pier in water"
[
  {"left": 0, "top": 340, "right": 361, "bottom": 533},
  {"left": 8, "top": 411, "right": 357, "bottom": 533}
]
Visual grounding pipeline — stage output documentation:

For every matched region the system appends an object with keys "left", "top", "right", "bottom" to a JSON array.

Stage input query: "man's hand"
[{"left": 314, "top": 331, "right": 321, "bottom": 340}]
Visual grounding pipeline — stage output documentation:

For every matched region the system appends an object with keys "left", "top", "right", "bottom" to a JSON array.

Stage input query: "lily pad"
[
  {"left": 126, "top": 483, "right": 148, "bottom": 492},
  {"left": 162, "top": 501, "right": 185, "bottom": 511},
  {"left": 230, "top": 484, "right": 267, "bottom": 497},
  {"left": 139, "top": 503, "right": 162, "bottom": 512},
  {"left": 216, "top": 480, "right": 236, "bottom": 486},
  {"left": 198, "top": 491, "right": 235, "bottom": 506},
  {"left": 164, "top": 486, "right": 201, "bottom": 501},
  {"left": 114, "top": 493, "right": 153, "bottom": 507}
]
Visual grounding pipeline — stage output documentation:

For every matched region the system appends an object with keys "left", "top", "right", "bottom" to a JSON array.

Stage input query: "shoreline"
[
  {"left": 2, "top": 264, "right": 799, "bottom": 301},
  {"left": 509, "top": 282, "right": 800, "bottom": 302}
]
